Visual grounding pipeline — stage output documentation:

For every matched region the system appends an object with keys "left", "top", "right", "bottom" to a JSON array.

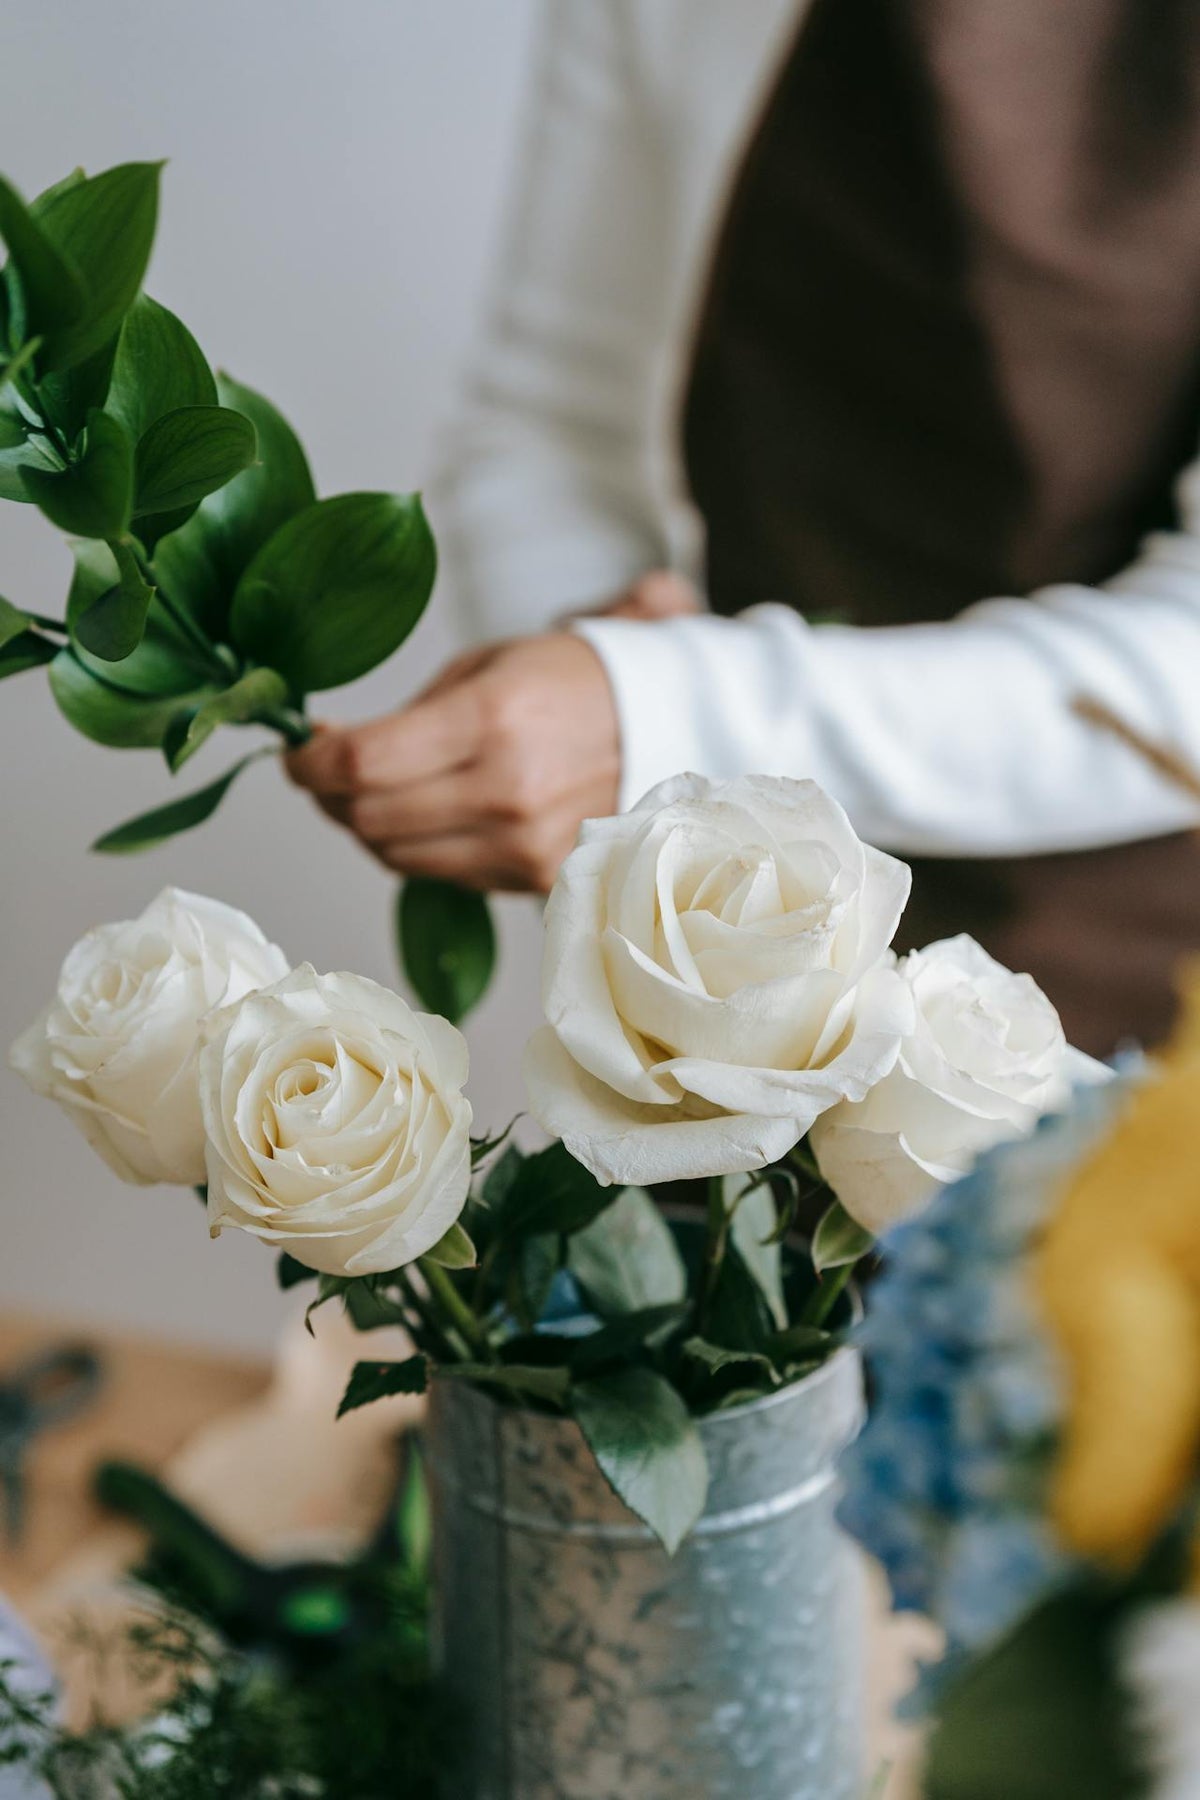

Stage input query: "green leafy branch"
[{"left": 0, "top": 158, "right": 495, "bottom": 1021}]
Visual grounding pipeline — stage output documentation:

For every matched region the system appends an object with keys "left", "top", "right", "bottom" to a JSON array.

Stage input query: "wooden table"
[
  {"left": 0, "top": 1313, "right": 270, "bottom": 1609},
  {"left": 0, "top": 1309, "right": 928, "bottom": 1793}
]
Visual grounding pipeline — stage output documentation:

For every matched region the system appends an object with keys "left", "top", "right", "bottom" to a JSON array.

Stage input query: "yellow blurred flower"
[{"left": 1036, "top": 971, "right": 1200, "bottom": 1567}]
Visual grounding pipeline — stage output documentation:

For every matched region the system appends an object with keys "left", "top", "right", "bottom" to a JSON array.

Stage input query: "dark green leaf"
[
  {"left": 57, "top": 539, "right": 212, "bottom": 728},
  {"left": 163, "top": 665, "right": 288, "bottom": 771},
  {"left": 91, "top": 750, "right": 265, "bottom": 853},
  {"left": 422, "top": 1220, "right": 477, "bottom": 1271},
  {"left": 571, "top": 1367, "right": 708, "bottom": 1554},
  {"left": 925, "top": 1588, "right": 1143, "bottom": 1800},
  {"left": 0, "top": 417, "right": 59, "bottom": 502},
  {"left": 22, "top": 407, "right": 132, "bottom": 537},
  {"left": 343, "top": 1282, "right": 410, "bottom": 1331},
  {"left": 496, "top": 1141, "right": 616, "bottom": 1242},
  {"left": 0, "top": 631, "right": 56, "bottom": 680},
  {"left": 681, "top": 1336, "right": 780, "bottom": 1385},
  {"left": 438, "top": 1362, "right": 570, "bottom": 1405},
  {"left": 36, "top": 334, "right": 121, "bottom": 446},
  {"left": 50, "top": 649, "right": 216, "bottom": 749},
  {"left": 568, "top": 1187, "right": 686, "bottom": 1318},
  {"left": 811, "top": 1198, "right": 875, "bottom": 1275},
  {"left": 230, "top": 491, "right": 436, "bottom": 693},
  {"left": 337, "top": 1356, "right": 428, "bottom": 1419},
  {"left": 133, "top": 403, "right": 256, "bottom": 518},
  {"left": 71, "top": 536, "right": 154, "bottom": 660},
  {"left": 764, "top": 1323, "right": 832, "bottom": 1363},
  {"left": 153, "top": 373, "right": 315, "bottom": 640},
  {"left": 276, "top": 1252, "right": 318, "bottom": 1290},
  {"left": 33, "top": 162, "right": 162, "bottom": 371},
  {"left": 706, "top": 1241, "right": 777, "bottom": 1354},
  {"left": 506, "top": 1233, "right": 561, "bottom": 1331},
  {"left": 0, "top": 173, "right": 85, "bottom": 341},
  {"left": 728, "top": 1177, "right": 787, "bottom": 1328},
  {"left": 482, "top": 1143, "right": 524, "bottom": 1211},
  {"left": 397, "top": 877, "right": 496, "bottom": 1024},
  {"left": 567, "top": 1303, "right": 686, "bottom": 1374},
  {"left": 106, "top": 294, "right": 216, "bottom": 444}
]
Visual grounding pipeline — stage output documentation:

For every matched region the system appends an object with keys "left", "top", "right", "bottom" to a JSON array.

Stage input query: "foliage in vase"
[{"left": 0, "top": 159, "right": 494, "bottom": 1022}]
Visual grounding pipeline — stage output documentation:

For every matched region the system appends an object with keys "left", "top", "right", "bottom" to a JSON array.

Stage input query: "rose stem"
[
  {"left": 395, "top": 1268, "right": 463, "bottom": 1363},
  {"left": 418, "top": 1258, "right": 494, "bottom": 1362},
  {"left": 693, "top": 1174, "right": 730, "bottom": 1339},
  {"left": 799, "top": 1260, "right": 854, "bottom": 1329}
]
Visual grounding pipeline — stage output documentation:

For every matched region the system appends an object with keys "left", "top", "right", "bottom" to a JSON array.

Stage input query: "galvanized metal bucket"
[{"left": 426, "top": 1344, "right": 866, "bottom": 1800}]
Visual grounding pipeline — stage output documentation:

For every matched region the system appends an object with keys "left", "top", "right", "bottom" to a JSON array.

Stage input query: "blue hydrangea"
[{"left": 838, "top": 1078, "right": 1128, "bottom": 1682}]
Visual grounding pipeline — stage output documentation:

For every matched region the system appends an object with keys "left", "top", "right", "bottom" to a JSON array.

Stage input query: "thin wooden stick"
[{"left": 1072, "top": 695, "right": 1200, "bottom": 806}]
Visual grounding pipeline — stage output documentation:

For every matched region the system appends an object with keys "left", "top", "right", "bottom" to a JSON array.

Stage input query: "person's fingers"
[
  {"left": 340, "top": 768, "right": 491, "bottom": 846},
  {"left": 410, "top": 642, "right": 499, "bottom": 704},
  {"left": 285, "top": 687, "right": 483, "bottom": 798},
  {"left": 575, "top": 569, "right": 701, "bottom": 623}
]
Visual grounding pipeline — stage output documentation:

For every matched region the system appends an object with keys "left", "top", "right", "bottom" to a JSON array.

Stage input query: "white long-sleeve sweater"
[{"left": 433, "top": 0, "right": 1200, "bottom": 856}]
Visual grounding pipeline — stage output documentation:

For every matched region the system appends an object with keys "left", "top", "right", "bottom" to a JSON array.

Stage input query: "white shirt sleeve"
[
  {"left": 430, "top": 0, "right": 676, "bottom": 642},
  {"left": 574, "top": 452, "right": 1200, "bottom": 856}
]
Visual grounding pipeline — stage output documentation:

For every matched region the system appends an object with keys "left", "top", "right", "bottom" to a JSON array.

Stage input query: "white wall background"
[{"left": 0, "top": 0, "right": 546, "bottom": 1352}]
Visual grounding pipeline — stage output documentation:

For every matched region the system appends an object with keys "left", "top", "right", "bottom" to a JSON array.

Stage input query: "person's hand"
[
  {"left": 573, "top": 568, "right": 700, "bottom": 623},
  {"left": 285, "top": 631, "right": 621, "bottom": 892}
]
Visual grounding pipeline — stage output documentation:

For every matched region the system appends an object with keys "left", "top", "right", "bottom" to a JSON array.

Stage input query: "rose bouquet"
[
  {"left": 0, "top": 158, "right": 494, "bottom": 1023},
  {"left": 10, "top": 773, "right": 1099, "bottom": 1560},
  {"left": 837, "top": 986, "right": 1200, "bottom": 1800}
]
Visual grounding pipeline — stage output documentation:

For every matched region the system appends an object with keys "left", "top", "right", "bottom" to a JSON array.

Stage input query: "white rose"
[
  {"left": 523, "top": 773, "right": 913, "bottom": 1186},
  {"left": 201, "top": 965, "right": 473, "bottom": 1277},
  {"left": 9, "top": 888, "right": 288, "bottom": 1186},
  {"left": 810, "top": 934, "right": 1106, "bottom": 1233}
]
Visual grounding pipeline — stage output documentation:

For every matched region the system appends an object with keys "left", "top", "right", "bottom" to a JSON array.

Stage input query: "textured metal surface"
[{"left": 427, "top": 1348, "right": 866, "bottom": 1800}]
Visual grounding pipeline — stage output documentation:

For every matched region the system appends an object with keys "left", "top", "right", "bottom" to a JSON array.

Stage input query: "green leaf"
[
  {"left": 32, "top": 161, "right": 162, "bottom": 371},
  {"left": 36, "top": 335, "right": 121, "bottom": 446},
  {"left": 163, "top": 665, "right": 288, "bottom": 771},
  {"left": 706, "top": 1240, "right": 777, "bottom": 1354},
  {"left": 568, "top": 1187, "right": 687, "bottom": 1318},
  {"left": 566, "top": 1303, "right": 686, "bottom": 1374},
  {"left": 0, "top": 595, "right": 33, "bottom": 651},
  {"left": 106, "top": 294, "right": 216, "bottom": 445},
  {"left": 506, "top": 1233, "right": 562, "bottom": 1331},
  {"left": 681, "top": 1336, "right": 780, "bottom": 1385},
  {"left": 337, "top": 1356, "right": 428, "bottom": 1419},
  {"left": 397, "top": 877, "right": 496, "bottom": 1024},
  {"left": 0, "top": 173, "right": 85, "bottom": 342},
  {"left": 811, "top": 1198, "right": 875, "bottom": 1275},
  {"left": 133, "top": 403, "right": 256, "bottom": 518},
  {"left": 0, "top": 421, "right": 58, "bottom": 503},
  {"left": 924, "top": 1588, "right": 1143, "bottom": 1800},
  {"left": 230, "top": 492, "right": 436, "bottom": 693},
  {"left": 728, "top": 1176, "right": 787, "bottom": 1328},
  {"left": 495, "top": 1141, "right": 616, "bottom": 1242},
  {"left": 438, "top": 1362, "right": 571, "bottom": 1405},
  {"left": 91, "top": 750, "right": 265, "bottom": 854},
  {"left": 50, "top": 649, "right": 216, "bottom": 749},
  {"left": 0, "top": 630, "right": 56, "bottom": 680},
  {"left": 422, "top": 1220, "right": 477, "bottom": 1272},
  {"left": 571, "top": 1367, "right": 708, "bottom": 1554},
  {"left": 22, "top": 408, "right": 132, "bottom": 536},
  {"left": 71, "top": 536, "right": 154, "bottom": 661},
  {"left": 153, "top": 374, "right": 315, "bottom": 640},
  {"left": 55, "top": 539, "right": 214, "bottom": 734},
  {"left": 276, "top": 1252, "right": 318, "bottom": 1290}
]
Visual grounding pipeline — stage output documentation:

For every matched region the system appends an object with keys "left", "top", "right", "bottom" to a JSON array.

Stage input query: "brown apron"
[{"left": 683, "top": 0, "right": 1200, "bottom": 1054}]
